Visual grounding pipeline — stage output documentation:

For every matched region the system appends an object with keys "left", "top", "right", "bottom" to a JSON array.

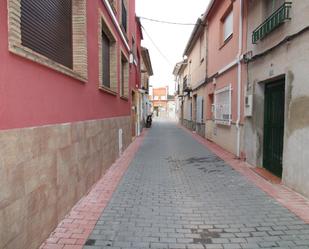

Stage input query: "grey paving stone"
[{"left": 83, "top": 120, "right": 309, "bottom": 249}]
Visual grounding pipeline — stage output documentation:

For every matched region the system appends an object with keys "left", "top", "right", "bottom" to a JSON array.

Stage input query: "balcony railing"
[{"left": 252, "top": 2, "right": 292, "bottom": 44}]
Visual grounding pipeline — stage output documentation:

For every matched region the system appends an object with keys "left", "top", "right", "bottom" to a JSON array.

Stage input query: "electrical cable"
[
  {"left": 141, "top": 24, "right": 173, "bottom": 66},
  {"left": 139, "top": 16, "right": 197, "bottom": 26}
]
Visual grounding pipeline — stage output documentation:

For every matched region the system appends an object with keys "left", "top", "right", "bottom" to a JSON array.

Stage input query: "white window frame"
[
  {"left": 214, "top": 84, "right": 232, "bottom": 126},
  {"left": 223, "top": 10, "right": 233, "bottom": 41}
]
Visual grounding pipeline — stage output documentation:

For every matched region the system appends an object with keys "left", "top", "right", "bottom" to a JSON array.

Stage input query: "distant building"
[
  {"left": 174, "top": 0, "right": 247, "bottom": 154},
  {"left": 140, "top": 47, "right": 154, "bottom": 129},
  {"left": 151, "top": 87, "right": 176, "bottom": 119},
  {"left": 173, "top": 14, "right": 207, "bottom": 137}
]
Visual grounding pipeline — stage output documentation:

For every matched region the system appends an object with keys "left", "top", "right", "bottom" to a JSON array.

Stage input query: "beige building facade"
[
  {"left": 244, "top": 0, "right": 309, "bottom": 198},
  {"left": 174, "top": 16, "right": 207, "bottom": 138}
]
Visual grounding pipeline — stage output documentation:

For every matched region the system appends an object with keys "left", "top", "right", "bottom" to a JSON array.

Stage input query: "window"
[
  {"left": 199, "top": 32, "right": 205, "bottom": 63},
  {"left": 99, "top": 15, "right": 118, "bottom": 93},
  {"left": 8, "top": 0, "right": 87, "bottom": 81},
  {"left": 121, "top": 0, "right": 127, "bottom": 32},
  {"left": 223, "top": 10, "right": 233, "bottom": 41},
  {"left": 161, "top": 96, "right": 167, "bottom": 100},
  {"left": 265, "top": 0, "right": 285, "bottom": 17},
  {"left": 121, "top": 53, "right": 129, "bottom": 98},
  {"left": 196, "top": 96, "right": 204, "bottom": 123},
  {"left": 20, "top": 0, "right": 73, "bottom": 68},
  {"left": 132, "top": 37, "right": 137, "bottom": 60},
  {"left": 154, "top": 96, "right": 159, "bottom": 100},
  {"left": 102, "top": 31, "right": 111, "bottom": 88},
  {"left": 108, "top": 0, "right": 117, "bottom": 12},
  {"left": 214, "top": 85, "right": 232, "bottom": 125}
]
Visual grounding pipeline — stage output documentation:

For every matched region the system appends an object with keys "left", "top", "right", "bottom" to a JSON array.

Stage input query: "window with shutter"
[
  {"left": 20, "top": 0, "right": 73, "bottom": 68},
  {"left": 8, "top": 0, "right": 87, "bottom": 81},
  {"left": 223, "top": 10, "right": 233, "bottom": 41},
  {"left": 196, "top": 96, "right": 204, "bottom": 124},
  {"left": 186, "top": 100, "right": 192, "bottom": 121},
  {"left": 265, "top": 0, "right": 285, "bottom": 18},
  {"left": 121, "top": 53, "right": 129, "bottom": 98},
  {"left": 102, "top": 31, "right": 111, "bottom": 88},
  {"left": 98, "top": 14, "right": 118, "bottom": 94},
  {"left": 121, "top": 0, "right": 127, "bottom": 32}
]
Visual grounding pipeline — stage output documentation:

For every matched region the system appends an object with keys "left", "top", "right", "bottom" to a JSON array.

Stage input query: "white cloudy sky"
[{"left": 136, "top": 0, "right": 210, "bottom": 94}]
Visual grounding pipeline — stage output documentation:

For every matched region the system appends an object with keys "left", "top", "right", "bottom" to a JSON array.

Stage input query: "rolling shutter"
[
  {"left": 196, "top": 96, "right": 204, "bottom": 124},
  {"left": 20, "top": 0, "right": 73, "bottom": 68},
  {"left": 102, "top": 31, "right": 111, "bottom": 88}
]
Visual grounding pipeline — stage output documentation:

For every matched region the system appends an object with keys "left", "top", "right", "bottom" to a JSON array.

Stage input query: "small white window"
[
  {"left": 223, "top": 11, "right": 233, "bottom": 41},
  {"left": 154, "top": 96, "right": 159, "bottom": 100},
  {"left": 161, "top": 96, "right": 167, "bottom": 100},
  {"left": 214, "top": 85, "right": 232, "bottom": 125}
]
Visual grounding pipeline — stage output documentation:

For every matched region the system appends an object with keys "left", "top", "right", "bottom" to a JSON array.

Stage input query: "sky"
[{"left": 136, "top": 0, "right": 211, "bottom": 94}]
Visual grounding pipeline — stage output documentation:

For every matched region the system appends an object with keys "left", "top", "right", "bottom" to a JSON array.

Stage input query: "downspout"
[{"left": 236, "top": 0, "right": 243, "bottom": 158}]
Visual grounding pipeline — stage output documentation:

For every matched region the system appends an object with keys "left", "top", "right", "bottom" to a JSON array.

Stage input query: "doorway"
[{"left": 263, "top": 79, "right": 285, "bottom": 177}]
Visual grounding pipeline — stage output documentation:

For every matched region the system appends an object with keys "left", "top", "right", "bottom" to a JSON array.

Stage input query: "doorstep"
[{"left": 251, "top": 167, "right": 282, "bottom": 184}]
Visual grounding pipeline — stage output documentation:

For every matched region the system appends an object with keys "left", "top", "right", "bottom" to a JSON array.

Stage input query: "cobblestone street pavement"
[{"left": 84, "top": 120, "right": 309, "bottom": 249}]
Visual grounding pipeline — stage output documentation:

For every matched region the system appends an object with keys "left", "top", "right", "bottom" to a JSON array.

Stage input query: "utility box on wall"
[{"left": 245, "top": 94, "right": 253, "bottom": 117}]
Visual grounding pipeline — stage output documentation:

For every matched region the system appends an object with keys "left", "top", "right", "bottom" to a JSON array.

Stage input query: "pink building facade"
[
  {"left": 205, "top": 0, "right": 248, "bottom": 157},
  {"left": 0, "top": 0, "right": 144, "bottom": 248}
]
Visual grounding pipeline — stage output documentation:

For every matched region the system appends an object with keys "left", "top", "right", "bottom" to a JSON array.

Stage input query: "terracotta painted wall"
[
  {"left": 207, "top": 0, "right": 241, "bottom": 76},
  {"left": 206, "top": 0, "right": 247, "bottom": 124},
  {"left": 0, "top": 0, "right": 139, "bottom": 131}
]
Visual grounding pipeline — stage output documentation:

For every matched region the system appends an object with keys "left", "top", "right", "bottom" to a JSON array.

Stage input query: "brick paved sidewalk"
[{"left": 39, "top": 130, "right": 148, "bottom": 249}]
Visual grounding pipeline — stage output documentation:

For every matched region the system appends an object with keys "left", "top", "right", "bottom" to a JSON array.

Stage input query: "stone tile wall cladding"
[{"left": 0, "top": 116, "right": 131, "bottom": 249}]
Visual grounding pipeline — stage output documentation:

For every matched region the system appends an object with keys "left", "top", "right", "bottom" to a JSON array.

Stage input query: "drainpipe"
[{"left": 236, "top": 0, "right": 243, "bottom": 158}]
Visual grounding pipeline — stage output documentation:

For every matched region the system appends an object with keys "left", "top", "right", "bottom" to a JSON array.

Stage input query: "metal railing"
[{"left": 252, "top": 2, "right": 292, "bottom": 44}]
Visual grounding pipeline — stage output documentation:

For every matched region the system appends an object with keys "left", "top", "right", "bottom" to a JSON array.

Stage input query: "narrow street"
[{"left": 83, "top": 120, "right": 309, "bottom": 249}]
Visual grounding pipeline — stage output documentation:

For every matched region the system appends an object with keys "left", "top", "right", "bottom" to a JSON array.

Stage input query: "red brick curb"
[
  {"left": 180, "top": 125, "right": 309, "bottom": 224},
  {"left": 40, "top": 130, "right": 148, "bottom": 249}
]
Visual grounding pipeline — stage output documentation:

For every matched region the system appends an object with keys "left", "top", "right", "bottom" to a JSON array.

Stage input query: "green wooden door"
[{"left": 263, "top": 80, "right": 285, "bottom": 177}]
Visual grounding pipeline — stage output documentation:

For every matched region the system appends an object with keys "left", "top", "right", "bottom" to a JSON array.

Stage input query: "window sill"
[
  {"left": 9, "top": 43, "right": 87, "bottom": 83},
  {"left": 219, "top": 34, "right": 233, "bottom": 50},
  {"left": 120, "top": 95, "right": 129, "bottom": 101},
  {"left": 99, "top": 86, "right": 117, "bottom": 96}
]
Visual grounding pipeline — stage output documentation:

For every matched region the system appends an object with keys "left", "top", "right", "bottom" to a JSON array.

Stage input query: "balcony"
[
  {"left": 252, "top": 2, "right": 292, "bottom": 44},
  {"left": 183, "top": 76, "right": 192, "bottom": 93}
]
